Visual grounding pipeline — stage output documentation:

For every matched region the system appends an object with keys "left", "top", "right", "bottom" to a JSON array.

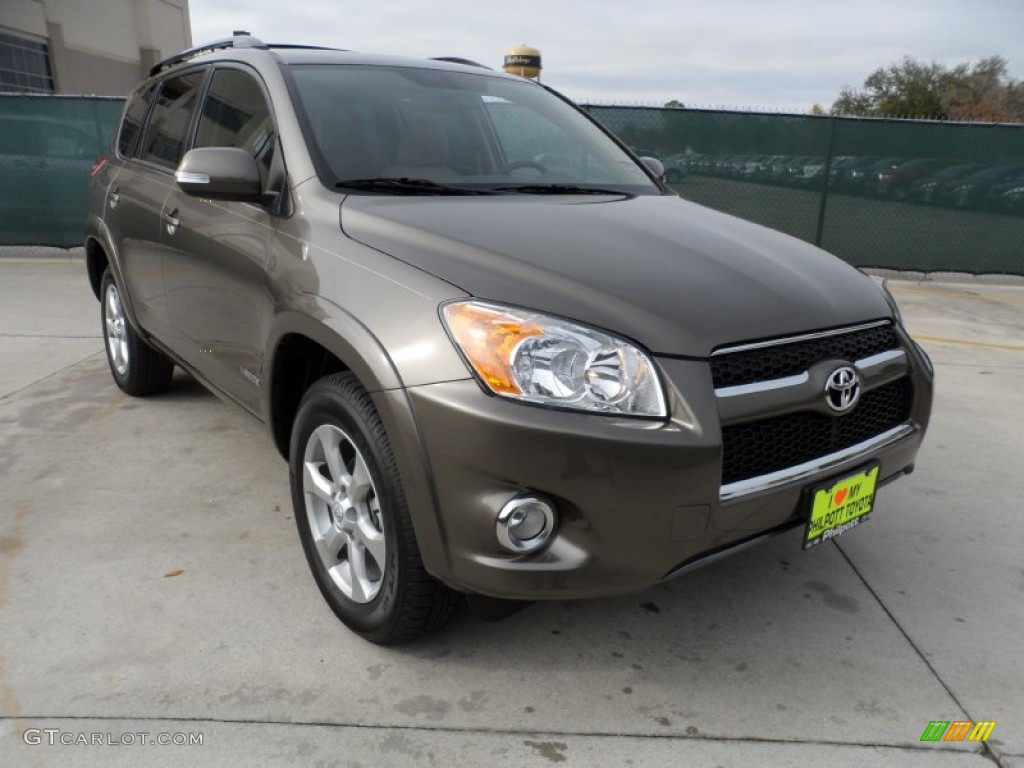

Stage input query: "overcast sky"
[{"left": 189, "top": 0, "right": 1023, "bottom": 112}]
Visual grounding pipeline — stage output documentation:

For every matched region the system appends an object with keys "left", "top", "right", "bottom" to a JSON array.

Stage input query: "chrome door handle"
[
  {"left": 162, "top": 209, "right": 180, "bottom": 235},
  {"left": 109, "top": 188, "right": 120, "bottom": 209}
]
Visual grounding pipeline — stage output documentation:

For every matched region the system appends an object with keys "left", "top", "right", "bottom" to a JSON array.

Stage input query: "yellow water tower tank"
[{"left": 503, "top": 45, "right": 542, "bottom": 80}]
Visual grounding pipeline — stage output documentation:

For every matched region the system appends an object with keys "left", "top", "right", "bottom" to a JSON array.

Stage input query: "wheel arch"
[
  {"left": 85, "top": 236, "right": 108, "bottom": 301},
  {"left": 265, "top": 306, "right": 403, "bottom": 459},
  {"left": 84, "top": 223, "right": 147, "bottom": 339},
  {"left": 266, "top": 306, "right": 453, "bottom": 581}
]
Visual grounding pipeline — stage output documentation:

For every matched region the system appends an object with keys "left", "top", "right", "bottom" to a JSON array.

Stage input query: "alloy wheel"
[
  {"left": 104, "top": 282, "right": 129, "bottom": 376},
  {"left": 302, "top": 424, "right": 386, "bottom": 603}
]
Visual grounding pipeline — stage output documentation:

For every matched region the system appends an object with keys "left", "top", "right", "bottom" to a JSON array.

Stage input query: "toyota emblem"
[{"left": 825, "top": 366, "right": 861, "bottom": 412}]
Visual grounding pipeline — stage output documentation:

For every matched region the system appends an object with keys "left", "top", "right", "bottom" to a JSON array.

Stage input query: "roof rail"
[
  {"left": 148, "top": 31, "right": 268, "bottom": 76},
  {"left": 430, "top": 57, "right": 492, "bottom": 70},
  {"left": 266, "top": 44, "right": 345, "bottom": 52}
]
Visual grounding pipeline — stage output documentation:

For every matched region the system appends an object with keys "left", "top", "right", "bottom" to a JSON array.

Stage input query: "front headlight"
[{"left": 441, "top": 300, "right": 667, "bottom": 418}]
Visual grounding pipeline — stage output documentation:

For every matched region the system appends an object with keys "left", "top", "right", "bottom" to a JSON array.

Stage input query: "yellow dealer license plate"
[{"left": 803, "top": 463, "right": 880, "bottom": 550}]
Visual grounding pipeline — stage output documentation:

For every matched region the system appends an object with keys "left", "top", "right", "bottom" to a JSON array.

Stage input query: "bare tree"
[{"left": 831, "top": 56, "right": 1024, "bottom": 122}]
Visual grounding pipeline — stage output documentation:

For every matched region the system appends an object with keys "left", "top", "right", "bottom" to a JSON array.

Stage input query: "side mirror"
[
  {"left": 174, "top": 147, "right": 264, "bottom": 202},
  {"left": 640, "top": 156, "right": 665, "bottom": 181}
]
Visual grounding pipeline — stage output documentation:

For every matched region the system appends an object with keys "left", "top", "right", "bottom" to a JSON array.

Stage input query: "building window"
[{"left": 0, "top": 30, "right": 55, "bottom": 94}]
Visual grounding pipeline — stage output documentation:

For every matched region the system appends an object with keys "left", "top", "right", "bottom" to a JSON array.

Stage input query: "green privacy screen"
[
  {"left": 585, "top": 106, "right": 1024, "bottom": 274},
  {"left": 2, "top": 95, "right": 1022, "bottom": 272},
  {"left": 0, "top": 95, "right": 124, "bottom": 248}
]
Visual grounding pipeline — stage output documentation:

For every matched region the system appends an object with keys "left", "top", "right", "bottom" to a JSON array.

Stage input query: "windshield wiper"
[
  {"left": 335, "top": 177, "right": 494, "bottom": 195},
  {"left": 491, "top": 183, "right": 627, "bottom": 195}
]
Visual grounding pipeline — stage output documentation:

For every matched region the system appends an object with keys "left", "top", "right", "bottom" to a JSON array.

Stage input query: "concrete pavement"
[{"left": 0, "top": 259, "right": 1021, "bottom": 767}]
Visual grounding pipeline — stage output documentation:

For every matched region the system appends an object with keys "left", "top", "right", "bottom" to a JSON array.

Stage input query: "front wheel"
[
  {"left": 100, "top": 268, "right": 174, "bottom": 396},
  {"left": 289, "top": 373, "right": 457, "bottom": 644}
]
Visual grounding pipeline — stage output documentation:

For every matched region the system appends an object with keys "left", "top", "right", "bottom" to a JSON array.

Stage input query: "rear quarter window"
[{"left": 117, "top": 82, "right": 156, "bottom": 158}]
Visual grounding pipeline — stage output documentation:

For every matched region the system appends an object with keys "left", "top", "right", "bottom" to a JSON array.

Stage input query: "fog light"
[{"left": 496, "top": 495, "right": 556, "bottom": 553}]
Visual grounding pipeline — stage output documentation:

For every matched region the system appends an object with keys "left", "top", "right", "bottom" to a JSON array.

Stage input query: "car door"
[
  {"left": 161, "top": 65, "right": 280, "bottom": 415},
  {"left": 107, "top": 72, "right": 205, "bottom": 341}
]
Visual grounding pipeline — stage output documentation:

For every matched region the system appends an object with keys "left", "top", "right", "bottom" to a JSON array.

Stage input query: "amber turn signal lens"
[
  {"left": 442, "top": 302, "right": 543, "bottom": 394},
  {"left": 442, "top": 300, "right": 667, "bottom": 418}
]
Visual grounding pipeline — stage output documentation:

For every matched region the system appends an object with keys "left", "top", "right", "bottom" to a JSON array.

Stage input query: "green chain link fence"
[
  {"left": 2, "top": 94, "right": 1022, "bottom": 273},
  {"left": 585, "top": 106, "right": 1024, "bottom": 274},
  {"left": 0, "top": 95, "right": 124, "bottom": 248}
]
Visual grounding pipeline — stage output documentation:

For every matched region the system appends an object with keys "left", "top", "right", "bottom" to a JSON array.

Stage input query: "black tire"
[
  {"left": 289, "top": 372, "right": 458, "bottom": 644},
  {"left": 100, "top": 268, "right": 174, "bottom": 396}
]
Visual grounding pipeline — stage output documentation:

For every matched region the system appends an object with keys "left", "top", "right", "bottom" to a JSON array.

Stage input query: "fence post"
[
  {"left": 92, "top": 97, "right": 105, "bottom": 156},
  {"left": 814, "top": 115, "right": 837, "bottom": 247}
]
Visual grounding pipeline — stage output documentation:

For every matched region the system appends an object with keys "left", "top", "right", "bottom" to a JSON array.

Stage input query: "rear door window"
[{"left": 139, "top": 70, "right": 205, "bottom": 169}]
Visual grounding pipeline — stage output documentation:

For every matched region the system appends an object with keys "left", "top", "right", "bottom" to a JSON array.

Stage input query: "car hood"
[{"left": 339, "top": 193, "right": 891, "bottom": 357}]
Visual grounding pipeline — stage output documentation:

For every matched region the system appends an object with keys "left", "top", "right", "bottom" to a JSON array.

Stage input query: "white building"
[{"left": 1, "top": 0, "right": 191, "bottom": 95}]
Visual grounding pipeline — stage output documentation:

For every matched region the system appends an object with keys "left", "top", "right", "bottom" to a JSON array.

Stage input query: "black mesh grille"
[
  {"left": 721, "top": 378, "right": 913, "bottom": 485},
  {"left": 711, "top": 324, "right": 900, "bottom": 389}
]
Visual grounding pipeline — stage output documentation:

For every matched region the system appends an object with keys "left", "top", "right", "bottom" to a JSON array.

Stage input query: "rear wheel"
[
  {"left": 289, "top": 372, "right": 457, "bottom": 644},
  {"left": 100, "top": 268, "right": 173, "bottom": 396}
]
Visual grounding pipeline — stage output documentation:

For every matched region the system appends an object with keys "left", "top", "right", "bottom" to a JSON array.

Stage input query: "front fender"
[
  {"left": 265, "top": 297, "right": 404, "bottom": 403},
  {"left": 264, "top": 296, "right": 458, "bottom": 584}
]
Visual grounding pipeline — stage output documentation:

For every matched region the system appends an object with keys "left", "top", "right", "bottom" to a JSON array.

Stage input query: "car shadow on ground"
[
  {"left": 159, "top": 369, "right": 217, "bottom": 400},
  {"left": 387, "top": 533, "right": 861, "bottom": 667}
]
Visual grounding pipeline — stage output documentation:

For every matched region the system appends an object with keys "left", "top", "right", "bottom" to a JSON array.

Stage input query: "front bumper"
[{"left": 406, "top": 352, "right": 931, "bottom": 600}]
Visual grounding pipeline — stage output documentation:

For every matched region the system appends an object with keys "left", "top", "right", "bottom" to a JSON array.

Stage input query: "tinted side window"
[
  {"left": 117, "top": 83, "right": 156, "bottom": 157},
  {"left": 139, "top": 70, "right": 204, "bottom": 169},
  {"left": 195, "top": 69, "right": 275, "bottom": 182}
]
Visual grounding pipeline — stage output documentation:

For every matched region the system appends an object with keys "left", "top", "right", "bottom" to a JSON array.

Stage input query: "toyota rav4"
[{"left": 86, "top": 33, "right": 933, "bottom": 644}]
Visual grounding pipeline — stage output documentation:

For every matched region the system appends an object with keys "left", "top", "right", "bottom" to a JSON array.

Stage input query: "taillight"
[{"left": 90, "top": 156, "right": 108, "bottom": 177}]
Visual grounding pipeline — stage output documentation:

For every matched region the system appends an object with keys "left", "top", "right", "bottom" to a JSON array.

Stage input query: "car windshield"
[{"left": 288, "top": 64, "right": 660, "bottom": 195}]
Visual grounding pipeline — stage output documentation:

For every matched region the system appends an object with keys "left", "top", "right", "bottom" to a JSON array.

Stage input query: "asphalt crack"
[
  {"left": 0, "top": 333, "right": 102, "bottom": 339},
  {"left": 0, "top": 351, "right": 102, "bottom": 402},
  {"left": 834, "top": 540, "right": 1004, "bottom": 767},
  {"left": 0, "top": 712, "right": 994, "bottom": 758}
]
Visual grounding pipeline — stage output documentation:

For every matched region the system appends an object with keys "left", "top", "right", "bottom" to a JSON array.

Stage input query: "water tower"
[{"left": 503, "top": 45, "right": 542, "bottom": 80}]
